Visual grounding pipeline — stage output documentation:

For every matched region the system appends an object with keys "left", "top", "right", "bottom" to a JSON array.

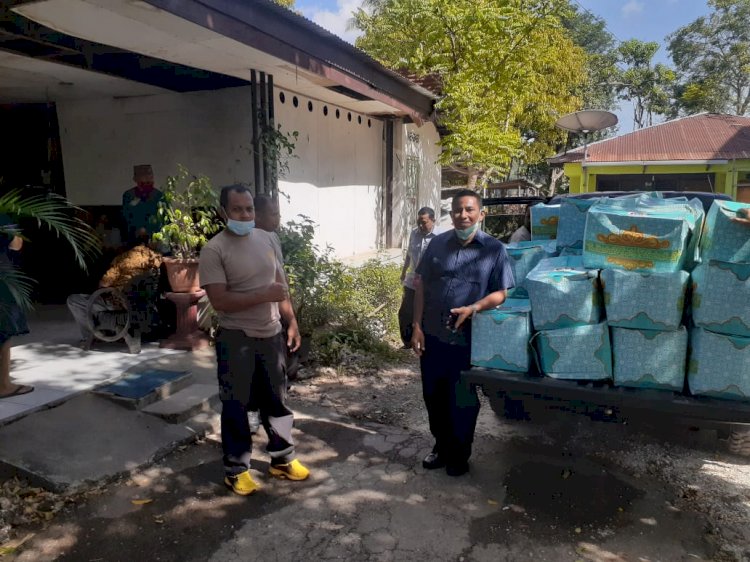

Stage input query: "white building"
[{"left": 0, "top": 0, "right": 440, "bottom": 286}]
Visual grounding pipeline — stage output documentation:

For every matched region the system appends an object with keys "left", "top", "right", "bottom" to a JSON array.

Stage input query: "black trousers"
[
  {"left": 419, "top": 334, "right": 480, "bottom": 464},
  {"left": 215, "top": 328, "right": 296, "bottom": 475},
  {"left": 398, "top": 287, "right": 416, "bottom": 346}
]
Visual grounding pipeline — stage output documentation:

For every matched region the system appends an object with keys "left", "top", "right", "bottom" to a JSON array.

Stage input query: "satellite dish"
[{"left": 555, "top": 110, "right": 618, "bottom": 134}]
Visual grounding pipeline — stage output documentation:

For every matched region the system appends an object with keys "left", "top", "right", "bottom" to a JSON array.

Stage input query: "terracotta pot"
[{"left": 163, "top": 257, "right": 201, "bottom": 293}]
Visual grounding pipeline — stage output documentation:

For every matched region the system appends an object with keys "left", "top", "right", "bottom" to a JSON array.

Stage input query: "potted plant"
[{"left": 152, "top": 165, "right": 221, "bottom": 293}]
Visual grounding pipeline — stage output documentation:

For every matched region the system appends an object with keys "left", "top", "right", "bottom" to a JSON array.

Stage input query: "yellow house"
[{"left": 549, "top": 113, "right": 750, "bottom": 203}]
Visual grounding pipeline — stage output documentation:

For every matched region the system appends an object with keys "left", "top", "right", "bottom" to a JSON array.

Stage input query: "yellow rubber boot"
[
  {"left": 224, "top": 471, "right": 260, "bottom": 495},
  {"left": 268, "top": 459, "right": 310, "bottom": 481}
]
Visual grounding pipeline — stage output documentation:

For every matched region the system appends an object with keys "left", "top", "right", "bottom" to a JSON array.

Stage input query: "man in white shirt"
[
  {"left": 399, "top": 207, "right": 440, "bottom": 348},
  {"left": 509, "top": 206, "right": 532, "bottom": 243}
]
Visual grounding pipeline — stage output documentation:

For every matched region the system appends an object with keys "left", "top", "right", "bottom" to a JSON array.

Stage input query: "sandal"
[{"left": 0, "top": 385, "right": 34, "bottom": 399}]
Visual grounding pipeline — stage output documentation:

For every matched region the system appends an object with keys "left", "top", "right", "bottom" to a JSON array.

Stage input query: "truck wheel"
[
  {"left": 728, "top": 427, "right": 750, "bottom": 457},
  {"left": 489, "top": 395, "right": 529, "bottom": 421}
]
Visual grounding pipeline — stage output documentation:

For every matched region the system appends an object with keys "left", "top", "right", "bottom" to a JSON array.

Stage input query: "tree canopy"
[
  {"left": 561, "top": 5, "right": 618, "bottom": 112},
  {"left": 352, "top": 0, "right": 586, "bottom": 185},
  {"left": 616, "top": 39, "right": 676, "bottom": 129},
  {"left": 668, "top": 0, "right": 750, "bottom": 116}
]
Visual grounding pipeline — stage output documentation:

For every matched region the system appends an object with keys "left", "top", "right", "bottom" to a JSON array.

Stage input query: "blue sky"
[{"left": 296, "top": 0, "right": 713, "bottom": 132}]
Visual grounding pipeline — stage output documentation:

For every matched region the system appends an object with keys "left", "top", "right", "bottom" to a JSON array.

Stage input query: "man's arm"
[
  {"left": 400, "top": 253, "right": 411, "bottom": 282},
  {"left": 452, "top": 246, "right": 514, "bottom": 329},
  {"left": 733, "top": 207, "right": 750, "bottom": 227},
  {"left": 278, "top": 298, "right": 301, "bottom": 352},
  {"left": 275, "top": 266, "right": 301, "bottom": 352},
  {"left": 204, "top": 282, "right": 287, "bottom": 313},
  {"left": 451, "top": 290, "right": 508, "bottom": 330},
  {"left": 410, "top": 277, "right": 425, "bottom": 356}
]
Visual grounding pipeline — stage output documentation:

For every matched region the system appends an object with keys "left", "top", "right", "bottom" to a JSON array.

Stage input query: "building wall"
[
  {"left": 57, "top": 84, "right": 440, "bottom": 258},
  {"left": 564, "top": 162, "right": 750, "bottom": 199},
  {"left": 275, "top": 88, "right": 442, "bottom": 257},
  {"left": 391, "top": 121, "right": 442, "bottom": 248},
  {"left": 57, "top": 86, "right": 255, "bottom": 204},
  {"left": 274, "top": 89, "right": 385, "bottom": 258}
]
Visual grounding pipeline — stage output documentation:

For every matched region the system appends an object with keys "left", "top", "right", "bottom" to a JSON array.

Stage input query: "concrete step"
[
  {"left": 94, "top": 370, "right": 194, "bottom": 410},
  {"left": 141, "top": 384, "right": 219, "bottom": 423}
]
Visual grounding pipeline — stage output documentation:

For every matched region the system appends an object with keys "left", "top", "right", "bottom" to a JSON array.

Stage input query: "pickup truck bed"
[
  {"left": 464, "top": 368, "right": 750, "bottom": 424},
  {"left": 462, "top": 368, "right": 750, "bottom": 454}
]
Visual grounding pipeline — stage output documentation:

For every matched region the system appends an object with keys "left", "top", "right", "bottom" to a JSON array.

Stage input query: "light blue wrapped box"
[
  {"left": 535, "top": 322, "right": 612, "bottom": 380},
  {"left": 692, "top": 260, "right": 750, "bottom": 338},
  {"left": 688, "top": 328, "right": 750, "bottom": 400},
  {"left": 612, "top": 326, "right": 687, "bottom": 390},
  {"left": 557, "top": 197, "right": 600, "bottom": 250},
  {"left": 700, "top": 201, "right": 750, "bottom": 263},
  {"left": 471, "top": 299, "right": 531, "bottom": 372},
  {"left": 506, "top": 240, "right": 558, "bottom": 298},
  {"left": 526, "top": 256, "right": 601, "bottom": 330},
  {"left": 531, "top": 203, "right": 560, "bottom": 240},
  {"left": 583, "top": 195, "right": 703, "bottom": 273},
  {"left": 601, "top": 269, "right": 688, "bottom": 331}
]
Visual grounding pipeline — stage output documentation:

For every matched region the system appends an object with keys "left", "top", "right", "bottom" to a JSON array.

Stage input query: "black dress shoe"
[
  {"left": 445, "top": 462, "right": 469, "bottom": 477},
  {"left": 422, "top": 452, "right": 446, "bottom": 470}
]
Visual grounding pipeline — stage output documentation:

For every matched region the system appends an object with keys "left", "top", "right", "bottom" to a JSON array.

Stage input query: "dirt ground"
[
  {"left": 290, "top": 351, "right": 750, "bottom": 561},
  {"left": 2, "top": 350, "right": 750, "bottom": 560}
]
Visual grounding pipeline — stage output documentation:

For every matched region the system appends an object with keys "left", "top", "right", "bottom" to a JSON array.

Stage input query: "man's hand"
[
  {"left": 411, "top": 323, "right": 425, "bottom": 357},
  {"left": 450, "top": 304, "right": 478, "bottom": 330},
  {"left": 265, "top": 282, "right": 288, "bottom": 303},
  {"left": 732, "top": 207, "right": 750, "bottom": 228},
  {"left": 286, "top": 322, "right": 301, "bottom": 353}
]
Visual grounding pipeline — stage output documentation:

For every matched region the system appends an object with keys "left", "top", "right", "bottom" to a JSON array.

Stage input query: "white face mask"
[
  {"left": 226, "top": 218, "right": 255, "bottom": 236},
  {"left": 455, "top": 222, "right": 479, "bottom": 241}
]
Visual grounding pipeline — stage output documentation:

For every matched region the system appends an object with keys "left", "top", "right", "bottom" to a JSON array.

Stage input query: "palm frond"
[
  {"left": 0, "top": 260, "right": 35, "bottom": 312},
  {"left": 0, "top": 189, "right": 101, "bottom": 271}
]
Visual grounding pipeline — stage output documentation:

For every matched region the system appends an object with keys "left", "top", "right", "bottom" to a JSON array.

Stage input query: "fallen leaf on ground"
[
  {"left": 131, "top": 499, "right": 153, "bottom": 505},
  {"left": 0, "top": 533, "right": 34, "bottom": 556}
]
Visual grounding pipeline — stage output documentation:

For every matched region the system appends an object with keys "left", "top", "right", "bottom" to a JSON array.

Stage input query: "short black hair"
[
  {"left": 254, "top": 194, "right": 278, "bottom": 215},
  {"left": 451, "top": 189, "right": 482, "bottom": 208},
  {"left": 417, "top": 206, "right": 435, "bottom": 220},
  {"left": 220, "top": 184, "right": 253, "bottom": 209}
]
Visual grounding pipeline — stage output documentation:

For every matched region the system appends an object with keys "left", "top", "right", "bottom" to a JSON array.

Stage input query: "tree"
[
  {"left": 352, "top": 0, "right": 586, "bottom": 187},
  {"left": 561, "top": 5, "right": 619, "bottom": 112},
  {"left": 616, "top": 39, "right": 676, "bottom": 129},
  {"left": 668, "top": 0, "right": 750, "bottom": 116}
]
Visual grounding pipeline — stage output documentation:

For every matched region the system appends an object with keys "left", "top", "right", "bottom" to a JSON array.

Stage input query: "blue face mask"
[
  {"left": 455, "top": 222, "right": 480, "bottom": 241},
  {"left": 226, "top": 219, "right": 255, "bottom": 236}
]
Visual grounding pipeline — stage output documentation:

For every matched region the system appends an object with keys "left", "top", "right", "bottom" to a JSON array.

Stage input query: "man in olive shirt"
[{"left": 200, "top": 185, "right": 308, "bottom": 496}]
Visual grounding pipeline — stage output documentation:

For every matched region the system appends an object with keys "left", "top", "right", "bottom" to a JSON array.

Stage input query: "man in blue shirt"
[{"left": 412, "top": 189, "right": 514, "bottom": 476}]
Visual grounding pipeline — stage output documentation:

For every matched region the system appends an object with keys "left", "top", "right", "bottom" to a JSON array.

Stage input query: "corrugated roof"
[
  {"left": 549, "top": 113, "right": 750, "bottom": 164},
  {"left": 257, "top": 0, "right": 439, "bottom": 102}
]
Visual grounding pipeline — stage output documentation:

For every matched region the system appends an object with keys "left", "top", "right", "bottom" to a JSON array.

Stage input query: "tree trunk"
[
  {"left": 467, "top": 167, "right": 479, "bottom": 191},
  {"left": 549, "top": 167, "right": 565, "bottom": 196}
]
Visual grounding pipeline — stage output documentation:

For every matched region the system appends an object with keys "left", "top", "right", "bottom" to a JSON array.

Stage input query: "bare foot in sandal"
[{"left": 0, "top": 384, "right": 34, "bottom": 399}]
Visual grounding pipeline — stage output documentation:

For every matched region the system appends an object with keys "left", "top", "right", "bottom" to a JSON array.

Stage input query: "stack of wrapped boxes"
[
  {"left": 688, "top": 201, "right": 750, "bottom": 399},
  {"left": 587, "top": 195, "right": 703, "bottom": 391},
  {"left": 471, "top": 191, "right": 750, "bottom": 402},
  {"left": 525, "top": 256, "right": 610, "bottom": 380}
]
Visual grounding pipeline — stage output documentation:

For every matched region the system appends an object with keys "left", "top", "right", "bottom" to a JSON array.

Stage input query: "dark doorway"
[
  {"left": 0, "top": 103, "right": 88, "bottom": 304},
  {"left": 596, "top": 173, "right": 717, "bottom": 192}
]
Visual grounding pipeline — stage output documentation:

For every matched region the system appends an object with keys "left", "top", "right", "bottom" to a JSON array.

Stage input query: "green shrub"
[{"left": 279, "top": 217, "right": 404, "bottom": 367}]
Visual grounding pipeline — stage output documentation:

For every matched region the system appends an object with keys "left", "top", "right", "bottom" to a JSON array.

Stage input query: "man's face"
[
  {"left": 416, "top": 213, "right": 435, "bottom": 234},
  {"left": 451, "top": 195, "right": 483, "bottom": 230},
  {"left": 256, "top": 202, "right": 281, "bottom": 232},
  {"left": 134, "top": 172, "right": 155, "bottom": 190},
  {"left": 223, "top": 190, "right": 255, "bottom": 222}
]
